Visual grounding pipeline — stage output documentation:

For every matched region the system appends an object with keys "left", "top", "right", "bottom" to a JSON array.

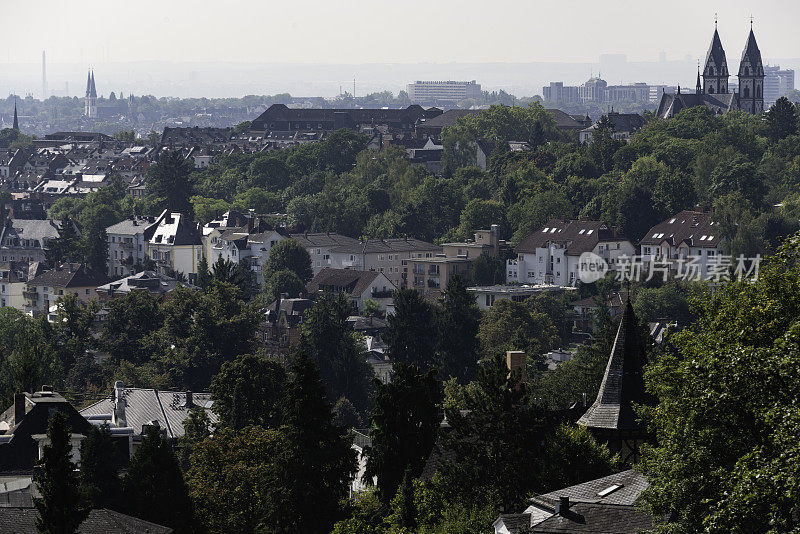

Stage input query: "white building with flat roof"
[{"left": 407, "top": 80, "right": 482, "bottom": 103}]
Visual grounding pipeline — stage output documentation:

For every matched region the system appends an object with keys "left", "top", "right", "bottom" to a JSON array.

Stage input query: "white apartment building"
[
  {"left": 147, "top": 213, "right": 203, "bottom": 283},
  {"left": 106, "top": 215, "right": 161, "bottom": 278},
  {"left": 326, "top": 238, "right": 441, "bottom": 289},
  {"left": 639, "top": 209, "right": 722, "bottom": 280},
  {"left": 291, "top": 233, "right": 362, "bottom": 276},
  {"left": 407, "top": 80, "right": 482, "bottom": 103},
  {"left": 507, "top": 219, "right": 635, "bottom": 287}
]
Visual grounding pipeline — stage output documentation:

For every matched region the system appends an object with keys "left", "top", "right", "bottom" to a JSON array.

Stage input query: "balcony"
[
  {"left": 371, "top": 290, "right": 393, "bottom": 299},
  {"left": 23, "top": 289, "right": 38, "bottom": 301}
]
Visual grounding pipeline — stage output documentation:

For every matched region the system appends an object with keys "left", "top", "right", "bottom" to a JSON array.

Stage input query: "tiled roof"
[
  {"left": 306, "top": 268, "right": 388, "bottom": 298},
  {"left": 530, "top": 503, "right": 653, "bottom": 533},
  {"left": 516, "top": 219, "right": 628, "bottom": 256},
  {"left": 536, "top": 469, "right": 648, "bottom": 507},
  {"left": 29, "top": 263, "right": 107, "bottom": 288},
  {"left": 289, "top": 233, "right": 361, "bottom": 249},
  {"left": 0, "top": 508, "right": 172, "bottom": 533},
  {"left": 577, "top": 301, "right": 654, "bottom": 431},
  {"left": 80, "top": 388, "right": 217, "bottom": 440},
  {"left": 106, "top": 217, "right": 158, "bottom": 236},
  {"left": 638, "top": 209, "right": 718, "bottom": 248}
]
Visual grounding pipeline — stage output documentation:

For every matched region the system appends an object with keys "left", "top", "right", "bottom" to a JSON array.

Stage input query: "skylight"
[
  {"left": 578, "top": 229, "right": 585, "bottom": 235},
  {"left": 586, "top": 229, "right": 593, "bottom": 235},
  {"left": 597, "top": 484, "right": 623, "bottom": 497},
  {"left": 669, "top": 218, "right": 676, "bottom": 224},
  {"left": 542, "top": 228, "right": 549, "bottom": 233}
]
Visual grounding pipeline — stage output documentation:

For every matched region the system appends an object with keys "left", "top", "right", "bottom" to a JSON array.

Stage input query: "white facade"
[
  {"left": 106, "top": 217, "right": 159, "bottom": 278},
  {"left": 407, "top": 80, "right": 482, "bottom": 103}
]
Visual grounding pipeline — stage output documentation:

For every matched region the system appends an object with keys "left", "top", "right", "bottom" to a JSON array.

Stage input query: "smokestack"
[
  {"left": 112, "top": 381, "right": 127, "bottom": 427},
  {"left": 555, "top": 496, "right": 570, "bottom": 516},
  {"left": 185, "top": 391, "right": 193, "bottom": 407},
  {"left": 13, "top": 393, "right": 25, "bottom": 425}
]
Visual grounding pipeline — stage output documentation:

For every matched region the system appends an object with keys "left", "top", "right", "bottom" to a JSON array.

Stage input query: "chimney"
[
  {"left": 185, "top": 391, "right": 193, "bottom": 408},
  {"left": 112, "top": 381, "right": 127, "bottom": 427},
  {"left": 555, "top": 496, "right": 570, "bottom": 516},
  {"left": 506, "top": 350, "right": 526, "bottom": 382},
  {"left": 13, "top": 393, "right": 25, "bottom": 425}
]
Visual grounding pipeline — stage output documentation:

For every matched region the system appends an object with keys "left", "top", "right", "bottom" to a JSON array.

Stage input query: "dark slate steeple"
[
  {"left": 578, "top": 299, "right": 652, "bottom": 432},
  {"left": 12, "top": 101, "right": 19, "bottom": 131},
  {"left": 702, "top": 26, "right": 729, "bottom": 94},
  {"left": 696, "top": 64, "right": 702, "bottom": 94},
  {"left": 737, "top": 24, "right": 765, "bottom": 114},
  {"left": 86, "top": 70, "right": 93, "bottom": 98}
]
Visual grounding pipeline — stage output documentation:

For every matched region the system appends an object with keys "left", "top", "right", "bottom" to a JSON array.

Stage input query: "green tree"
[
  {"left": 262, "top": 268, "right": 305, "bottom": 303},
  {"left": 124, "top": 425, "right": 195, "bottom": 532},
  {"left": 196, "top": 255, "right": 211, "bottom": 290},
  {"left": 101, "top": 290, "right": 163, "bottom": 365},
  {"left": 386, "top": 289, "right": 439, "bottom": 371},
  {"left": 46, "top": 217, "right": 81, "bottom": 265},
  {"left": 766, "top": 96, "right": 799, "bottom": 140},
  {"left": 439, "top": 353, "right": 543, "bottom": 513},
  {"left": 477, "top": 298, "right": 560, "bottom": 365},
  {"left": 437, "top": 276, "right": 480, "bottom": 382},
  {"left": 640, "top": 233, "right": 800, "bottom": 533},
  {"left": 178, "top": 407, "right": 212, "bottom": 469},
  {"left": 298, "top": 292, "right": 374, "bottom": 413},
  {"left": 386, "top": 468, "right": 416, "bottom": 530},
  {"left": 187, "top": 426, "right": 287, "bottom": 534},
  {"left": 365, "top": 363, "right": 442, "bottom": 505},
  {"left": 34, "top": 410, "right": 89, "bottom": 534},
  {"left": 263, "top": 239, "right": 313, "bottom": 283},
  {"left": 211, "top": 353, "right": 287, "bottom": 430},
  {"left": 281, "top": 351, "right": 357, "bottom": 533},
  {"left": 538, "top": 424, "right": 618, "bottom": 493},
  {"left": 146, "top": 150, "right": 195, "bottom": 216},
  {"left": 79, "top": 424, "right": 122, "bottom": 511}
]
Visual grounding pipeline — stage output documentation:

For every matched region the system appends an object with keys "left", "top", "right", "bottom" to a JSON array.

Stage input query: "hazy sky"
[{"left": 3, "top": 0, "right": 799, "bottom": 65}]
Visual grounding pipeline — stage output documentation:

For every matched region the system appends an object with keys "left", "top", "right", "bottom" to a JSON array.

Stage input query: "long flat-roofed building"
[{"left": 407, "top": 80, "right": 482, "bottom": 104}]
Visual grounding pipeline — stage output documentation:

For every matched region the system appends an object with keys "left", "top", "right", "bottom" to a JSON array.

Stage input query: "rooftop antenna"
[
  {"left": 750, "top": 15, "right": 754, "bottom": 28},
  {"left": 714, "top": 12, "right": 718, "bottom": 28}
]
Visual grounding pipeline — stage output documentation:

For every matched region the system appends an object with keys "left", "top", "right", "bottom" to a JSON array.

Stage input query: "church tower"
[
  {"left": 84, "top": 70, "right": 98, "bottom": 118},
  {"left": 12, "top": 101, "right": 19, "bottom": 131},
  {"left": 702, "top": 25, "right": 729, "bottom": 94},
  {"left": 738, "top": 24, "right": 765, "bottom": 114}
]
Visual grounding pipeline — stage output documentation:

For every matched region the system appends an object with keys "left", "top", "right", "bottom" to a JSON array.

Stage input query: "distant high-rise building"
[
  {"left": 406, "top": 80, "right": 482, "bottom": 103},
  {"left": 764, "top": 65, "right": 795, "bottom": 106},
  {"left": 85, "top": 70, "right": 98, "bottom": 118}
]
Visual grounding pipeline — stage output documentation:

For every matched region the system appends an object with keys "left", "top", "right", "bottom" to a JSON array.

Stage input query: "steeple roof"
[
  {"left": 86, "top": 70, "right": 97, "bottom": 98},
  {"left": 738, "top": 28, "right": 763, "bottom": 77},
  {"left": 703, "top": 28, "right": 729, "bottom": 77},
  {"left": 577, "top": 299, "right": 653, "bottom": 431},
  {"left": 12, "top": 101, "right": 19, "bottom": 130}
]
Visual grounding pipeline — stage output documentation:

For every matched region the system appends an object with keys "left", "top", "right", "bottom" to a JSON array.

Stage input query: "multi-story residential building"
[
  {"left": 106, "top": 215, "right": 161, "bottom": 278},
  {"left": 467, "top": 284, "right": 574, "bottom": 311},
  {"left": 23, "top": 263, "right": 107, "bottom": 315},
  {"left": 0, "top": 218, "right": 68, "bottom": 263},
  {"left": 639, "top": 208, "right": 721, "bottom": 280},
  {"left": 579, "top": 112, "right": 646, "bottom": 143},
  {"left": 327, "top": 238, "right": 441, "bottom": 289},
  {"left": 507, "top": 219, "right": 635, "bottom": 287},
  {"left": 147, "top": 213, "right": 203, "bottom": 283},
  {"left": 211, "top": 228, "right": 287, "bottom": 286},
  {"left": 406, "top": 80, "right": 482, "bottom": 103},
  {"left": 407, "top": 226, "right": 506, "bottom": 295},
  {"left": 291, "top": 233, "right": 362, "bottom": 276},
  {"left": 0, "top": 261, "right": 42, "bottom": 309},
  {"left": 306, "top": 268, "right": 396, "bottom": 313}
]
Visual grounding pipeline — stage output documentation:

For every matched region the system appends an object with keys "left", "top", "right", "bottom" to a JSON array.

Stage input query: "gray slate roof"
[
  {"left": 638, "top": 209, "right": 718, "bottom": 248},
  {"left": 289, "top": 233, "right": 361, "bottom": 249},
  {"left": 329, "top": 237, "right": 440, "bottom": 255},
  {"left": 516, "top": 219, "right": 628, "bottom": 256},
  {"left": 80, "top": 388, "right": 217, "bottom": 440},
  {"left": 577, "top": 301, "right": 653, "bottom": 431},
  {"left": 535, "top": 469, "right": 649, "bottom": 507},
  {"left": 0, "top": 508, "right": 172, "bottom": 533},
  {"left": 306, "top": 268, "right": 388, "bottom": 298},
  {"left": 703, "top": 28, "right": 729, "bottom": 77},
  {"left": 530, "top": 502, "right": 653, "bottom": 533},
  {"left": 28, "top": 263, "right": 107, "bottom": 288}
]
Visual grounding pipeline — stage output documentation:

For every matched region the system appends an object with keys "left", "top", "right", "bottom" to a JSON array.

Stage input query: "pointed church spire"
[
  {"left": 90, "top": 71, "right": 97, "bottom": 98},
  {"left": 703, "top": 25, "right": 729, "bottom": 94},
  {"left": 12, "top": 101, "right": 19, "bottom": 131},
  {"left": 577, "top": 298, "right": 653, "bottom": 432},
  {"left": 86, "top": 70, "right": 93, "bottom": 98},
  {"left": 738, "top": 26, "right": 763, "bottom": 77}
]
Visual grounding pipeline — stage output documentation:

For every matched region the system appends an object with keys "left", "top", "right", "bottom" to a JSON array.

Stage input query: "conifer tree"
[
  {"left": 437, "top": 276, "right": 481, "bottom": 382},
  {"left": 46, "top": 217, "right": 81, "bottom": 266},
  {"left": 124, "top": 425, "right": 195, "bottom": 533},
  {"left": 196, "top": 255, "right": 211, "bottom": 290},
  {"left": 79, "top": 424, "right": 122, "bottom": 511},
  {"left": 281, "top": 351, "right": 356, "bottom": 533},
  {"left": 365, "top": 363, "right": 441, "bottom": 505},
  {"left": 34, "top": 410, "right": 89, "bottom": 534},
  {"left": 386, "top": 289, "right": 438, "bottom": 371},
  {"left": 386, "top": 468, "right": 416, "bottom": 530}
]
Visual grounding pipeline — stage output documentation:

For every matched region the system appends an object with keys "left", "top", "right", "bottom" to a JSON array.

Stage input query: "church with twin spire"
[{"left": 656, "top": 21, "right": 765, "bottom": 119}]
